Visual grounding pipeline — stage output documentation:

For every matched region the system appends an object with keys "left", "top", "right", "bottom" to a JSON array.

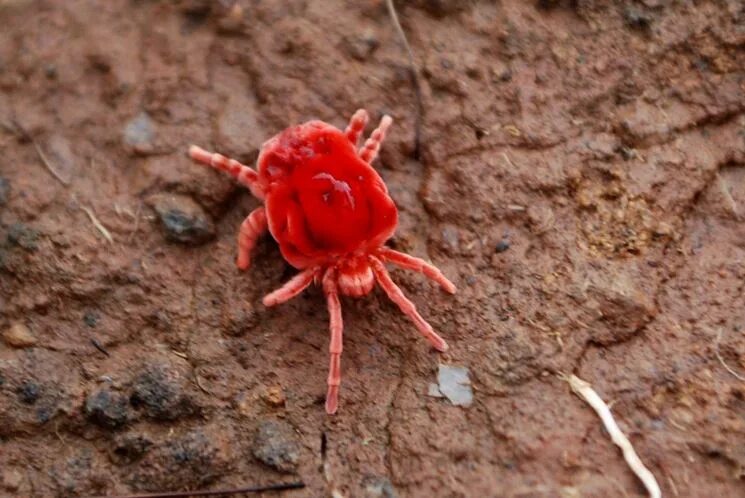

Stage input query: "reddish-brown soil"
[{"left": 1, "top": 1, "right": 744, "bottom": 497}]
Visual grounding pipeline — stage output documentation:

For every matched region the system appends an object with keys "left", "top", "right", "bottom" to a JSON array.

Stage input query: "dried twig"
[
  {"left": 714, "top": 328, "right": 745, "bottom": 382},
  {"left": 561, "top": 373, "right": 661, "bottom": 498},
  {"left": 128, "top": 202, "right": 143, "bottom": 243},
  {"left": 716, "top": 173, "right": 740, "bottom": 219},
  {"left": 93, "top": 481, "right": 305, "bottom": 498},
  {"left": 81, "top": 205, "right": 114, "bottom": 244},
  {"left": 194, "top": 365, "right": 212, "bottom": 394},
  {"left": 385, "top": 0, "right": 423, "bottom": 159},
  {"left": 90, "top": 338, "right": 111, "bottom": 357},
  {"left": 34, "top": 141, "right": 71, "bottom": 185},
  {"left": 10, "top": 119, "right": 71, "bottom": 185}
]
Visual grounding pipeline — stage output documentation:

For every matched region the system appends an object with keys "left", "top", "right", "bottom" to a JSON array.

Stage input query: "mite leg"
[
  {"left": 370, "top": 256, "right": 448, "bottom": 352},
  {"left": 237, "top": 207, "right": 267, "bottom": 270},
  {"left": 377, "top": 247, "right": 456, "bottom": 294},
  {"left": 359, "top": 115, "right": 393, "bottom": 164},
  {"left": 322, "top": 269, "right": 344, "bottom": 414},
  {"left": 262, "top": 267, "right": 319, "bottom": 307},
  {"left": 345, "top": 109, "right": 369, "bottom": 147},
  {"left": 189, "top": 145, "right": 264, "bottom": 200}
]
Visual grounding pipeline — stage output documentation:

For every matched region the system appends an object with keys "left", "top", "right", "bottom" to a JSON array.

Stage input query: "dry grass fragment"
[{"left": 561, "top": 373, "right": 661, "bottom": 498}]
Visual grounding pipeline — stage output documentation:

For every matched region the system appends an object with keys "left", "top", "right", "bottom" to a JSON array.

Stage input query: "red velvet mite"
[{"left": 189, "top": 109, "right": 456, "bottom": 414}]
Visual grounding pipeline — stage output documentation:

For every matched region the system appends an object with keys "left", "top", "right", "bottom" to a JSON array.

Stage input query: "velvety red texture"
[{"left": 258, "top": 121, "right": 397, "bottom": 268}]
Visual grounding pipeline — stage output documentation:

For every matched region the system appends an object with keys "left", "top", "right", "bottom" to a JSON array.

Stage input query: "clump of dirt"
[{"left": 1, "top": 0, "right": 744, "bottom": 497}]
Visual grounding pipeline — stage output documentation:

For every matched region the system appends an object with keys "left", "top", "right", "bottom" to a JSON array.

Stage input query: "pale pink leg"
[
  {"left": 344, "top": 109, "right": 369, "bottom": 147},
  {"left": 237, "top": 207, "right": 267, "bottom": 270},
  {"left": 369, "top": 257, "right": 448, "bottom": 352},
  {"left": 322, "top": 269, "right": 343, "bottom": 414},
  {"left": 262, "top": 267, "right": 320, "bottom": 307},
  {"left": 359, "top": 115, "right": 393, "bottom": 163},
  {"left": 189, "top": 145, "right": 264, "bottom": 199},
  {"left": 377, "top": 247, "right": 456, "bottom": 294}
]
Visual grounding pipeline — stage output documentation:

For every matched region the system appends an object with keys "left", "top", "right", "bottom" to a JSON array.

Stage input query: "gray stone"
[
  {"left": 129, "top": 364, "right": 196, "bottom": 421},
  {"left": 6, "top": 223, "right": 39, "bottom": 251},
  {"left": 123, "top": 112, "right": 156, "bottom": 154},
  {"left": 252, "top": 420, "right": 300, "bottom": 473},
  {"left": 147, "top": 193, "right": 215, "bottom": 245},
  {"left": 85, "top": 389, "right": 129, "bottom": 429}
]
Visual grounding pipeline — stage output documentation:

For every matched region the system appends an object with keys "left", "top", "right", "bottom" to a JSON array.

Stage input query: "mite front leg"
[
  {"left": 237, "top": 207, "right": 267, "bottom": 270},
  {"left": 262, "top": 267, "right": 320, "bottom": 307},
  {"left": 189, "top": 145, "right": 265, "bottom": 200},
  {"left": 323, "top": 269, "right": 344, "bottom": 415},
  {"left": 359, "top": 115, "right": 393, "bottom": 164},
  {"left": 345, "top": 109, "right": 369, "bottom": 147},
  {"left": 377, "top": 247, "right": 456, "bottom": 294},
  {"left": 370, "top": 256, "right": 448, "bottom": 352}
]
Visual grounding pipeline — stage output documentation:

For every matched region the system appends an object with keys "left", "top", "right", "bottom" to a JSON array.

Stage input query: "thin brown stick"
[
  {"left": 385, "top": 0, "right": 423, "bottom": 159},
  {"left": 92, "top": 481, "right": 305, "bottom": 498}
]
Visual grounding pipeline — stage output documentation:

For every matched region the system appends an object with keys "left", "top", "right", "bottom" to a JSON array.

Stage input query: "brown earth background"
[{"left": 1, "top": 0, "right": 744, "bottom": 497}]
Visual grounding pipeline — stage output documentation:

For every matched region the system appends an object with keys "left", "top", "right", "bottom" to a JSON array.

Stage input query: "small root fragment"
[
  {"left": 34, "top": 141, "right": 71, "bottom": 186},
  {"left": 10, "top": 119, "right": 71, "bottom": 185},
  {"left": 81, "top": 205, "right": 114, "bottom": 244},
  {"left": 194, "top": 365, "right": 212, "bottom": 395},
  {"left": 714, "top": 328, "right": 745, "bottom": 382},
  {"left": 561, "top": 373, "right": 661, "bottom": 498},
  {"left": 385, "top": 0, "right": 423, "bottom": 159}
]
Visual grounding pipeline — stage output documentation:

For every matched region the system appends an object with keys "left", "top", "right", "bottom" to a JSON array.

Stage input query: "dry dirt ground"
[{"left": 1, "top": 1, "right": 744, "bottom": 497}]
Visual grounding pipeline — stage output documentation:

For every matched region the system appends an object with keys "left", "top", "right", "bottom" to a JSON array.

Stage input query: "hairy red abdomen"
[{"left": 258, "top": 121, "right": 398, "bottom": 269}]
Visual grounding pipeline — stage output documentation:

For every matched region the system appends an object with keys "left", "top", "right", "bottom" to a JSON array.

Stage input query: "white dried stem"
[
  {"left": 563, "top": 374, "right": 661, "bottom": 498},
  {"left": 714, "top": 328, "right": 745, "bottom": 382},
  {"left": 81, "top": 205, "right": 114, "bottom": 244}
]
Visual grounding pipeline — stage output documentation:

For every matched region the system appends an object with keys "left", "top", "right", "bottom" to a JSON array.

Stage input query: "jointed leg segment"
[
  {"left": 377, "top": 248, "right": 456, "bottom": 294},
  {"left": 345, "top": 109, "right": 369, "bottom": 147},
  {"left": 359, "top": 115, "right": 393, "bottom": 164},
  {"left": 237, "top": 207, "right": 267, "bottom": 270},
  {"left": 369, "top": 256, "right": 449, "bottom": 352},
  {"left": 322, "top": 269, "right": 344, "bottom": 415},
  {"left": 262, "top": 267, "right": 319, "bottom": 307},
  {"left": 189, "top": 145, "right": 264, "bottom": 199}
]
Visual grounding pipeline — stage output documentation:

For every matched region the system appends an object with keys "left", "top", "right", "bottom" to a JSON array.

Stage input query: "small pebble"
[
  {"left": 2, "top": 322, "right": 37, "bottom": 348},
  {"left": 17, "top": 381, "right": 41, "bottom": 404},
  {"left": 252, "top": 420, "right": 300, "bottom": 473},
  {"left": 437, "top": 364, "right": 473, "bottom": 407},
  {"left": 123, "top": 112, "right": 156, "bottom": 154},
  {"left": 262, "top": 385, "right": 286, "bottom": 407},
  {"left": 147, "top": 194, "right": 215, "bottom": 245},
  {"left": 85, "top": 389, "right": 129, "bottom": 429},
  {"left": 83, "top": 311, "right": 99, "bottom": 328},
  {"left": 623, "top": 6, "right": 653, "bottom": 31},
  {"left": 129, "top": 363, "right": 196, "bottom": 421},
  {"left": 110, "top": 434, "right": 153, "bottom": 465},
  {"left": 344, "top": 32, "right": 379, "bottom": 61},
  {"left": 495, "top": 239, "right": 510, "bottom": 253},
  {"left": 217, "top": 3, "right": 244, "bottom": 32},
  {"left": 364, "top": 477, "right": 398, "bottom": 498},
  {"left": 129, "top": 428, "right": 231, "bottom": 491},
  {"left": 6, "top": 223, "right": 39, "bottom": 251}
]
